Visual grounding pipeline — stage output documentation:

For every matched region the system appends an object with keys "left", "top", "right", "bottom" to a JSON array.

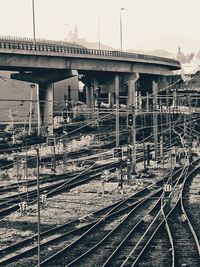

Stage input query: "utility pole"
[
  {"left": 131, "top": 104, "right": 136, "bottom": 174},
  {"left": 146, "top": 91, "right": 149, "bottom": 112},
  {"left": 120, "top": 8, "right": 125, "bottom": 52},
  {"left": 127, "top": 143, "right": 132, "bottom": 185},
  {"left": 25, "top": 141, "right": 29, "bottom": 201},
  {"left": 188, "top": 95, "right": 192, "bottom": 162},
  {"left": 166, "top": 84, "right": 169, "bottom": 124},
  {"left": 36, "top": 147, "right": 41, "bottom": 267},
  {"left": 63, "top": 135, "right": 67, "bottom": 173},
  {"left": 152, "top": 81, "right": 158, "bottom": 162},
  {"left": 160, "top": 104, "right": 165, "bottom": 174},
  {"left": 115, "top": 75, "right": 120, "bottom": 147},
  {"left": 36, "top": 84, "right": 41, "bottom": 136},
  {"left": 32, "top": 0, "right": 40, "bottom": 136},
  {"left": 147, "top": 143, "right": 151, "bottom": 165},
  {"left": 115, "top": 75, "right": 123, "bottom": 186},
  {"left": 28, "top": 85, "right": 34, "bottom": 136},
  {"left": 32, "top": 0, "right": 36, "bottom": 42},
  {"left": 142, "top": 115, "right": 146, "bottom": 171},
  {"left": 169, "top": 105, "right": 173, "bottom": 169}
]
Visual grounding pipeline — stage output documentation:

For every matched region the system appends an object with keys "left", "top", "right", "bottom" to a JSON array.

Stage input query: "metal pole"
[
  {"left": 152, "top": 81, "right": 158, "bottom": 162},
  {"left": 132, "top": 105, "right": 136, "bottom": 174},
  {"left": 32, "top": 0, "right": 36, "bottom": 42},
  {"left": 127, "top": 143, "right": 132, "bottom": 185},
  {"left": 36, "top": 84, "right": 41, "bottom": 136},
  {"left": 146, "top": 91, "right": 149, "bottom": 112},
  {"left": 147, "top": 143, "right": 150, "bottom": 165},
  {"left": 16, "top": 155, "right": 19, "bottom": 189},
  {"left": 169, "top": 107, "right": 173, "bottom": 169},
  {"left": 142, "top": 115, "right": 146, "bottom": 171},
  {"left": 188, "top": 95, "right": 192, "bottom": 162},
  {"left": 28, "top": 86, "right": 33, "bottom": 136},
  {"left": 120, "top": 156, "right": 123, "bottom": 189},
  {"left": 115, "top": 75, "right": 120, "bottom": 147},
  {"left": 120, "top": 8, "right": 125, "bottom": 52},
  {"left": 25, "top": 141, "right": 29, "bottom": 201},
  {"left": 36, "top": 147, "right": 41, "bottom": 267},
  {"left": 160, "top": 105, "right": 165, "bottom": 174}
]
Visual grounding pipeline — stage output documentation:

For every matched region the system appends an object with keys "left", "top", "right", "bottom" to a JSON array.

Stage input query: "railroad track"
[
  {"left": 181, "top": 167, "right": 200, "bottom": 242},
  {"left": 165, "top": 165, "right": 200, "bottom": 267},
  {"left": 0, "top": 166, "right": 182, "bottom": 266},
  {"left": 115, "top": 158, "right": 200, "bottom": 267},
  {"left": 0, "top": 140, "right": 153, "bottom": 216},
  {"left": 0, "top": 164, "right": 187, "bottom": 266},
  {"left": 7, "top": 158, "right": 196, "bottom": 267},
  {"left": 0, "top": 160, "right": 120, "bottom": 218},
  {"left": 50, "top": 164, "right": 188, "bottom": 267}
]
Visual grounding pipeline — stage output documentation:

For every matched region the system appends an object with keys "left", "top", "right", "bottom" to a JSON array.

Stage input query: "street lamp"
[
  {"left": 32, "top": 0, "right": 36, "bottom": 42},
  {"left": 97, "top": 18, "right": 101, "bottom": 50},
  {"left": 120, "top": 8, "right": 125, "bottom": 52}
]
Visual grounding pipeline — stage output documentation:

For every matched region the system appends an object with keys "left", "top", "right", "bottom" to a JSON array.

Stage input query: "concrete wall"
[
  {"left": 0, "top": 71, "right": 37, "bottom": 124},
  {"left": 0, "top": 71, "right": 78, "bottom": 125}
]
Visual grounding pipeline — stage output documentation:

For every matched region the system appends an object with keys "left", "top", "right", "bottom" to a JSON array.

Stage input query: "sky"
[{"left": 0, "top": 0, "right": 200, "bottom": 53}]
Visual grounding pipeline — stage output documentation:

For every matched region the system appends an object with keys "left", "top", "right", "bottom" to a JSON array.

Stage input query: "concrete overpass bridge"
[{"left": 0, "top": 36, "right": 181, "bottom": 133}]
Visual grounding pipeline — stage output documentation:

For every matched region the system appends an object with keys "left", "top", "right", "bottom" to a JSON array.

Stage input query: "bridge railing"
[{"left": 0, "top": 36, "right": 180, "bottom": 66}]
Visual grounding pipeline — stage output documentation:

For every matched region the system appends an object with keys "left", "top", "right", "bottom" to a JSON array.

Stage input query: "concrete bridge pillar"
[
  {"left": 127, "top": 73, "right": 139, "bottom": 107},
  {"left": 39, "top": 82, "right": 54, "bottom": 135},
  {"left": 86, "top": 83, "right": 95, "bottom": 119}
]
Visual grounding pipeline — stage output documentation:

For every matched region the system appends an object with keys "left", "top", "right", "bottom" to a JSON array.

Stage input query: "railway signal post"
[
  {"left": 126, "top": 144, "right": 132, "bottom": 185},
  {"left": 129, "top": 105, "right": 136, "bottom": 176},
  {"left": 113, "top": 147, "right": 123, "bottom": 188},
  {"left": 36, "top": 147, "right": 41, "bottom": 267}
]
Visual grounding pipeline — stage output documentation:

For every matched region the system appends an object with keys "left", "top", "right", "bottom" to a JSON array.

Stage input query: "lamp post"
[
  {"left": 32, "top": 0, "right": 36, "bottom": 42},
  {"left": 31, "top": 1, "right": 40, "bottom": 136},
  {"left": 97, "top": 18, "right": 101, "bottom": 50},
  {"left": 32, "top": 2, "right": 40, "bottom": 266},
  {"left": 120, "top": 8, "right": 125, "bottom": 52}
]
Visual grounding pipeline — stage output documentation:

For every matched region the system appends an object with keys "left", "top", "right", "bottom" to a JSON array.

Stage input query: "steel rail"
[
  {"left": 0, "top": 162, "right": 182, "bottom": 265},
  {"left": 39, "top": 189, "right": 162, "bottom": 266},
  {"left": 102, "top": 162, "right": 189, "bottom": 267},
  {"left": 180, "top": 166, "right": 200, "bottom": 256},
  {"left": 36, "top": 168, "right": 182, "bottom": 266},
  {"left": 126, "top": 158, "right": 200, "bottom": 267},
  {"left": 126, "top": 163, "right": 190, "bottom": 267}
]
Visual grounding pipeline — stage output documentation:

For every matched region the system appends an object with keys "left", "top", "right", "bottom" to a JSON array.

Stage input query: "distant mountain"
[
  {"left": 133, "top": 36, "right": 200, "bottom": 54},
  {"left": 82, "top": 41, "right": 115, "bottom": 51},
  {"left": 74, "top": 38, "right": 177, "bottom": 59}
]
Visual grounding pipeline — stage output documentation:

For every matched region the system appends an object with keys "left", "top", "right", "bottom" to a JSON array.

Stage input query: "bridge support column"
[
  {"left": 127, "top": 73, "right": 139, "bottom": 106},
  {"left": 86, "top": 84, "right": 94, "bottom": 120},
  {"left": 39, "top": 83, "right": 54, "bottom": 135}
]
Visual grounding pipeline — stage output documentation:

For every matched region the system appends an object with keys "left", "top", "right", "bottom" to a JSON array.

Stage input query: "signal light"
[
  {"left": 62, "top": 107, "right": 68, "bottom": 120},
  {"left": 127, "top": 113, "right": 134, "bottom": 127}
]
